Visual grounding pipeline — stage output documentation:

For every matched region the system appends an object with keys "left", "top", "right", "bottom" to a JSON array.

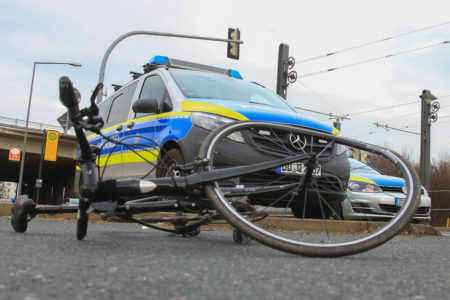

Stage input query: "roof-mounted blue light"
[
  {"left": 228, "top": 69, "right": 243, "bottom": 79},
  {"left": 150, "top": 55, "right": 170, "bottom": 65},
  {"left": 148, "top": 55, "right": 243, "bottom": 79}
]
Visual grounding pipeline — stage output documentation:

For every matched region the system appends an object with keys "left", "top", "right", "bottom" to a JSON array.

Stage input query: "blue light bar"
[
  {"left": 228, "top": 69, "right": 243, "bottom": 79},
  {"left": 148, "top": 55, "right": 243, "bottom": 79},
  {"left": 150, "top": 56, "right": 170, "bottom": 65}
]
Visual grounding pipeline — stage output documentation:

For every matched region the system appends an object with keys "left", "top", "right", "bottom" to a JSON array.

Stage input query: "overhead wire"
[
  {"left": 374, "top": 123, "right": 420, "bottom": 135},
  {"left": 400, "top": 124, "right": 420, "bottom": 129},
  {"left": 393, "top": 115, "right": 450, "bottom": 129},
  {"left": 435, "top": 119, "right": 450, "bottom": 125},
  {"left": 295, "top": 79, "right": 342, "bottom": 113},
  {"left": 350, "top": 94, "right": 450, "bottom": 116},
  {"left": 379, "top": 111, "right": 420, "bottom": 123},
  {"left": 289, "top": 21, "right": 450, "bottom": 143},
  {"left": 360, "top": 102, "right": 450, "bottom": 132},
  {"left": 298, "top": 41, "right": 449, "bottom": 79},
  {"left": 296, "top": 20, "right": 450, "bottom": 64},
  {"left": 347, "top": 130, "right": 383, "bottom": 138},
  {"left": 439, "top": 103, "right": 450, "bottom": 109},
  {"left": 371, "top": 109, "right": 450, "bottom": 133},
  {"left": 351, "top": 100, "right": 418, "bottom": 116}
]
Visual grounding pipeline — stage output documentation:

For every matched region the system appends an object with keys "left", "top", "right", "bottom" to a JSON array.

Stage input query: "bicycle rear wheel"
[{"left": 199, "top": 121, "right": 421, "bottom": 257}]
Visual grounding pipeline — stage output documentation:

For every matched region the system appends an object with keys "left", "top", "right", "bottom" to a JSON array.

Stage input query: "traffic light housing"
[
  {"left": 276, "top": 43, "right": 289, "bottom": 99},
  {"left": 227, "top": 28, "right": 240, "bottom": 60}
]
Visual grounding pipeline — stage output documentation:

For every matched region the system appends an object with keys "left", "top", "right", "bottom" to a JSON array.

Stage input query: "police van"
[{"left": 75, "top": 56, "right": 347, "bottom": 215}]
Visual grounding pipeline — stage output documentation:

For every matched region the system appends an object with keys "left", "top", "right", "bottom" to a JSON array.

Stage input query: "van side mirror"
[{"left": 132, "top": 98, "right": 159, "bottom": 114}]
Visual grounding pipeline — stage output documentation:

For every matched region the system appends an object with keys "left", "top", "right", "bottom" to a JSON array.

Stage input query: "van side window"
[
  {"left": 162, "top": 92, "right": 173, "bottom": 112},
  {"left": 84, "top": 98, "right": 112, "bottom": 136},
  {"left": 98, "top": 99, "right": 112, "bottom": 123},
  {"left": 106, "top": 81, "right": 138, "bottom": 126},
  {"left": 136, "top": 75, "right": 173, "bottom": 118},
  {"left": 140, "top": 76, "right": 165, "bottom": 102}
]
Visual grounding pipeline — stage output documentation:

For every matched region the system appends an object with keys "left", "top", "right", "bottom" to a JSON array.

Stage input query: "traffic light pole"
[
  {"left": 97, "top": 30, "right": 244, "bottom": 103},
  {"left": 419, "top": 90, "right": 437, "bottom": 190},
  {"left": 333, "top": 120, "right": 341, "bottom": 131},
  {"left": 419, "top": 98, "right": 431, "bottom": 190},
  {"left": 276, "top": 44, "right": 289, "bottom": 99}
]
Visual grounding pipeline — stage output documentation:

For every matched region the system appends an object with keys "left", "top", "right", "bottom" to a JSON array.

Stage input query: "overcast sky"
[{"left": 1, "top": 0, "right": 449, "bottom": 159}]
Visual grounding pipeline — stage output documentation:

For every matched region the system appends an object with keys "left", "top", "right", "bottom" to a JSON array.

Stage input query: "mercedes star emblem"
[{"left": 289, "top": 133, "right": 307, "bottom": 150}]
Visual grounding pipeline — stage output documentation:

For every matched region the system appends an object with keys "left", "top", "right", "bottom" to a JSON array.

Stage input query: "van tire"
[
  {"left": 290, "top": 202, "right": 333, "bottom": 219},
  {"left": 156, "top": 149, "right": 185, "bottom": 178}
]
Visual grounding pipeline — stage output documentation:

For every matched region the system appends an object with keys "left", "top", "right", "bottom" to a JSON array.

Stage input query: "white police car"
[{"left": 340, "top": 158, "right": 431, "bottom": 222}]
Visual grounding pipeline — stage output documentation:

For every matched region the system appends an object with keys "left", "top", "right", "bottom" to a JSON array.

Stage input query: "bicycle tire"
[
  {"left": 77, "top": 199, "right": 89, "bottom": 240},
  {"left": 199, "top": 121, "right": 421, "bottom": 257}
]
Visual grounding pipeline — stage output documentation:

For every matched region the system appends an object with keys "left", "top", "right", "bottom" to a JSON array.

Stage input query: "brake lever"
[
  {"left": 71, "top": 82, "right": 105, "bottom": 133},
  {"left": 90, "top": 83, "right": 104, "bottom": 104},
  {"left": 87, "top": 83, "right": 103, "bottom": 121}
]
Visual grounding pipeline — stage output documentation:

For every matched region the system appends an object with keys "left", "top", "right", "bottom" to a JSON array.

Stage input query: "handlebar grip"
[{"left": 59, "top": 76, "right": 81, "bottom": 120}]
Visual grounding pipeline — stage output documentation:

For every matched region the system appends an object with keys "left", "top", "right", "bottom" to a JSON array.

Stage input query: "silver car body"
[{"left": 342, "top": 158, "right": 431, "bottom": 222}]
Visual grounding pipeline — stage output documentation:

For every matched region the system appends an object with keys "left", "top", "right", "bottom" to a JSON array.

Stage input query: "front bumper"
[{"left": 342, "top": 191, "right": 431, "bottom": 221}]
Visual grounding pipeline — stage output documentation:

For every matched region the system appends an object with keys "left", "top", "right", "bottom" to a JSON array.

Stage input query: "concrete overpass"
[{"left": 0, "top": 116, "right": 78, "bottom": 204}]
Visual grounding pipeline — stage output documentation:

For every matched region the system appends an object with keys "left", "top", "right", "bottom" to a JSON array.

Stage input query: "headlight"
[
  {"left": 191, "top": 112, "right": 245, "bottom": 143},
  {"left": 336, "top": 144, "right": 348, "bottom": 155},
  {"left": 348, "top": 181, "right": 383, "bottom": 193}
]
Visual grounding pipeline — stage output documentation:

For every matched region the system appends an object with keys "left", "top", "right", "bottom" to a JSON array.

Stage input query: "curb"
[
  {"left": 0, "top": 203, "right": 12, "bottom": 217},
  {"left": 0, "top": 203, "right": 443, "bottom": 235}
]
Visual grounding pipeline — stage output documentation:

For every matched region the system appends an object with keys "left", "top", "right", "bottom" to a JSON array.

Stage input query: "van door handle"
[
  {"left": 116, "top": 125, "right": 123, "bottom": 131},
  {"left": 127, "top": 122, "right": 135, "bottom": 129}
]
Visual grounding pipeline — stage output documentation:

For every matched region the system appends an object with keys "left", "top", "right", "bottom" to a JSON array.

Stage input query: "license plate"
[
  {"left": 395, "top": 198, "right": 405, "bottom": 206},
  {"left": 276, "top": 163, "right": 322, "bottom": 177}
]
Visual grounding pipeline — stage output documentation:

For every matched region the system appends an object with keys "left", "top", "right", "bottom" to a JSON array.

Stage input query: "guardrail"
[{"left": 0, "top": 116, "right": 74, "bottom": 135}]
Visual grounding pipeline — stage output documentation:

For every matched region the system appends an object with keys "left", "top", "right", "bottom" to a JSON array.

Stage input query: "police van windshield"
[{"left": 169, "top": 69, "right": 295, "bottom": 112}]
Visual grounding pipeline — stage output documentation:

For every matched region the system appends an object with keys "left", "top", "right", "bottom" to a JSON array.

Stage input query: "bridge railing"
[{"left": 0, "top": 116, "right": 74, "bottom": 135}]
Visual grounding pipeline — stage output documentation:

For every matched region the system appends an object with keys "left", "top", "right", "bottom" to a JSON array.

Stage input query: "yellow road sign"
[{"left": 44, "top": 130, "right": 59, "bottom": 161}]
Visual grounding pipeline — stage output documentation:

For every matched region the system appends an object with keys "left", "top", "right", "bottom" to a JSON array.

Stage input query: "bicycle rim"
[{"left": 199, "top": 121, "right": 421, "bottom": 257}]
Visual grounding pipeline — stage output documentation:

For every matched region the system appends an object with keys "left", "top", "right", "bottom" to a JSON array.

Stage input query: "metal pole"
[
  {"left": 17, "top": 62, "right": 36, "bottom": 197},
  {"left": 64, "top": 113, "right": 70, "bottom": 135},
  {"left": 16, "top": 62, "right": 81, "bottom": 197},
  {"left": 276, "top": 43, "right": 289, "bottom": 99},
  {"left": 96, "top": 30, "right": 244, "bottom": 103},
  {"left": 333, "top": 120, "right": 341, "bottom": 131},
  {"left": 419, "top": 96, "right": 431, "bottom": 190},
  {"left": 35, "top": 129, "right": 46, "bottom": 204}
]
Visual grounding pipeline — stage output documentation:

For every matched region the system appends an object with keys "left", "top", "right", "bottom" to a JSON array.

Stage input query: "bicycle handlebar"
[{"left": 59, "top": 76, "right": 81, "bottom": 120}]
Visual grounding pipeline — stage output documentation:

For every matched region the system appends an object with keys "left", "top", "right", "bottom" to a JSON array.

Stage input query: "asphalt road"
[{"left": 1, "top": 217, "right": 449, "bottom": 300}]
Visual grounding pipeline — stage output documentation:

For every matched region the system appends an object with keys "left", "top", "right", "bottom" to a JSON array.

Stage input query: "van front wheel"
[{"left": 156, "top": 149, "right": 185, "bottom": 178}]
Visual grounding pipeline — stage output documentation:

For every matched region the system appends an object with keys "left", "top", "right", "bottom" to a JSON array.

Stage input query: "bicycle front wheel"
[{"left": 199, "top": 121, "right": 421, "bottom": 257}]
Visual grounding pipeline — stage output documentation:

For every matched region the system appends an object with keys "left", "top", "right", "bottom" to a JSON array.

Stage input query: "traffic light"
[
  {"left": 227, "top": 28, "right": 240, "bottom": 60},
  {"left": 276, "top": 43, "right": 289, "bottom": 99}
]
